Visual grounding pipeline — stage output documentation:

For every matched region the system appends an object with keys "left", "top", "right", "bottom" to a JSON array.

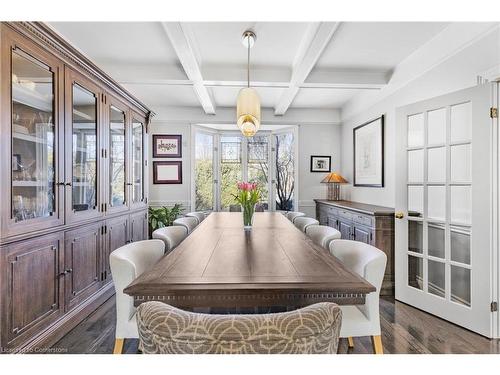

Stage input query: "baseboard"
[{"left": 15, "top": 283, "right": 115, "bottom": 353}]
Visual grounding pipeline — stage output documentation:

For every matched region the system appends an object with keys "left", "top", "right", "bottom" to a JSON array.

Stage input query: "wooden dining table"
[{"left": 124, "top": 212, "right": 375, "bottom": 310}]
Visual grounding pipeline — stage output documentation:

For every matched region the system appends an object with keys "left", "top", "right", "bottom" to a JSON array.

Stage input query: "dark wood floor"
[{"left": 53, "top": 296, "right": 500, "bottom": 354}]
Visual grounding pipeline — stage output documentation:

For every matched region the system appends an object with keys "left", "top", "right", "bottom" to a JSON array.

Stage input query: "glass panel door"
[
  {"left": 219, "top": 135, "right": 242, "bottom": 211},
  {"left": 11, "top": 48, "right": 56, "bottom": 223},
  {"left": 131, "top": 119, "right": 145, "bottom": 206},
  {"left": 194, "top": 131, "right": 215, "bottom": 211},
  {"left": 65, "top": 68, "right": 102, "bottom": 223},
  {"left": 395, "top": 85, "right": 492, "bottom": 337},
  {"left": 109, "top": 105, "right": 126, "bottom": 208},
  {"left": 274, "top": 131, "right": 296, "bottom": 211},
  {"left": 71, "top": 84, "right": 98, "bottom": 213},
  {"left": 247, "top": 136, "right": 270, "bottom": 210}
]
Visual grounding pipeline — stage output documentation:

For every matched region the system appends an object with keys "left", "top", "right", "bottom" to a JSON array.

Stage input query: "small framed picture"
[
  {"left": 153, "top": 135, "right": 182, "bottom": 158},
  {"left": 153, "top": 161, "right": 182, "bottom": 184},
  {"left": 12, "top": 154, "right": 21, "bottom": 172},
  {"left": 310, "top": 155, "right": 331, "bottom": 173},
  {"left": 353, "top": 115, "right": 384, "bottom": 187}
]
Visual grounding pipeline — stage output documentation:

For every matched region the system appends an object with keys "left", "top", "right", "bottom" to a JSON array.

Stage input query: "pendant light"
[{"left": 237, "top": 30, "right": 261, "bottom": 137}]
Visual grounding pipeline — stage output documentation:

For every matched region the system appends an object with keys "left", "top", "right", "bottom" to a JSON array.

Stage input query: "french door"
[
  {"left": 192, "top": 126, "right": 298, "bottom": 213},
  {"left": 395, "top": 84, "right": 495, "bottom": 337}
]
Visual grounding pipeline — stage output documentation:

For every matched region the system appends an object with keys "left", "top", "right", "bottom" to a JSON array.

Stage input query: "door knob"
[{"left": 395, "top": 212, "right": 404, "bottom": 219}]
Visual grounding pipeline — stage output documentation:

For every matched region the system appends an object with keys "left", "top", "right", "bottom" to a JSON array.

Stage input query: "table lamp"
[{"left": 321, "top": 172, "right": 348, "bottom": 201}]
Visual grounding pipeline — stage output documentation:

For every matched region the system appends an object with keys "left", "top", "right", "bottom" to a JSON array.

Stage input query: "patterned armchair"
[{"left": 136, "top": 302, "right": 342, "bottom": 354}]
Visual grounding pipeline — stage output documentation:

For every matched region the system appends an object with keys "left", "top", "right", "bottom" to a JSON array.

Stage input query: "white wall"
[
  {"left": 148, "top": 122, "right": 191, "bottom": 209},
  {"left": 299, "top": 124, "right": 342, "bottom": 216},
  {"left": 340, "top": 27, "right": 500, "bottom": 208}
]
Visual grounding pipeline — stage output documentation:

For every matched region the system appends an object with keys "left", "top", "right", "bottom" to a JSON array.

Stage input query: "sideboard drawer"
[
  {"left": 338, "top": 209, "right": 353, "bottom": 221},
  {"left": 353, "top": 213, "right": 374, "bottom": 227}
]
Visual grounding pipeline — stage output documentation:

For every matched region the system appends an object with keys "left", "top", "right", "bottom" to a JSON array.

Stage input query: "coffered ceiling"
[{"left": 49, "top": 21, "right": 449, "bottom": 115}]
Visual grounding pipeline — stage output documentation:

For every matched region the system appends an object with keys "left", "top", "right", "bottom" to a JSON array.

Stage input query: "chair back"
[
  {"left": 305, "top": 224, "right": 341, "bottom": 249},
  {"left": 136, "top": 301, "right": 342, "bottom": 354},
  {"left": 173, "top": 217, "right": 198, "bottom": 234},
  {"left": 294, "top": 217, "right": 319, "bottom": 232},
  {"left": 229, "top": 205, "right": 241, "bottom": 212},
  {"left": 152, "top": 226, "right": 188, "bottom": 253},
  {"left": 286, "top": 211, "right": 305, "bottom": 222},
  {"left": 186, "top": 212, "right": 206, "bottom": 224},
  {"left": 109, "top": 240, "right": 165, "bottom": 335},
  {"left": 254, "top": 204, "right": 265, "bottom": 212},
  {"left": 329, "top": 240, "right": 387, "bottom": 320}
]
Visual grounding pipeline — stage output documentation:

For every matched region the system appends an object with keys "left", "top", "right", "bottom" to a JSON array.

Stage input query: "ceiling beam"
[
  {"left": 161, "top": 22, "right": 216, "bottom": 115},
  {"left": 274, "top": 22, "right": 341, "bottom": 115},
  {"left": 112, "top": 65, "right": 387, "bottom": 89}
]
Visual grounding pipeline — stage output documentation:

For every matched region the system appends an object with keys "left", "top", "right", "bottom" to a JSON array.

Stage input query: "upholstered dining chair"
[
  {"left": 328, "top": 240, "right": 387, "bottom": 354},
  {"left": 136, "top": 301, "right": 342, "bottom": 354},
  {"left": 173, "top": 217, "right": 198, "bottom": 234},
  {"left": 109, "top": 239, "right": 165, "bottom": 354},
  {"left": 229, "top": 204, "right": 242, "bottom": 212},
  {"left": 186, "top": 211, "right": 206, "bottom": 224},
  {"left": 286, "top": 211, "right": 305, "bottom": 223},
  {"left": 305, "top": 224, "right": 341, "bottom": 249},
  {"left": 152, "top": 226, "right": 188, "bottom": 254},
  {"left": 294, "top": 217, "right": 320, "bottom": 232}
]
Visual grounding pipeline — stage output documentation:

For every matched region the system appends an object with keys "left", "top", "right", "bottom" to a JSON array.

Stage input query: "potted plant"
[{"left": 148, "top": 204, "right": 183, "bottom": 238}]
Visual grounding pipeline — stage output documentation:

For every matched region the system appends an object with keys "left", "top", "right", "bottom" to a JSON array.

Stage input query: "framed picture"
[
  {"left": 353, "top": 115, "right": 384, "bottom": 187},
  {"left": 153, "top": 161, "right": 182, "bottom": 184},
  {"left": 310, "top": 155, "right": 331, "bottom": 173},
  {"left": 153, "top": 135, "right": 182, "bottom": 158}
]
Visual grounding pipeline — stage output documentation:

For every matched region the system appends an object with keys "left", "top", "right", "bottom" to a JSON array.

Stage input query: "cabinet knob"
[{"left": 395, "top": 212, "right": 404, "bottom": 219}]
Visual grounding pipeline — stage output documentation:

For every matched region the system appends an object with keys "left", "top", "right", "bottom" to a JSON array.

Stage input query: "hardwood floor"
[{"left": 53, "top": 296, "right": 500, "bottom": 354}]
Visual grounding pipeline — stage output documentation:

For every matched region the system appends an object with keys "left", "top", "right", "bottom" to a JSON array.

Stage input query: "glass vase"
[{"left": 242, "top": 204, "right": 254, "bottom": 231}]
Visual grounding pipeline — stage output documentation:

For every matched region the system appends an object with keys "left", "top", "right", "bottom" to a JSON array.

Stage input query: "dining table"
[{"left": 124, "top": 212, "right": 375, "bottom": 311}]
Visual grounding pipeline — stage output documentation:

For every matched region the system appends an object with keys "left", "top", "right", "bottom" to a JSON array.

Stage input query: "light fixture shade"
[
  {"left": 237, "top": 87, "right": 260, "bottom": 137},
  {"left": 321, "top": 172, "right": 348, "bottom": 184}
]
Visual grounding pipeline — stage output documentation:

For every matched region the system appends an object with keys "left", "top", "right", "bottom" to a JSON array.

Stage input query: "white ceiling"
[{"left": 49, "top": 21, "right": 450, "bottom": 114}]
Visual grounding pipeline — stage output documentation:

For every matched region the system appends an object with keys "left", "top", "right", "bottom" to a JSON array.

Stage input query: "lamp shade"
[
  {"left": 321, "top": 172, "right": 348, "bottom": 184},
  {"left": 237, "top": 87, "right": 261, "bottom": 137}
]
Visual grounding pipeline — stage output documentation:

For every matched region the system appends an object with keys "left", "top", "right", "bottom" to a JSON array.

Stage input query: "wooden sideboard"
[
  {"left": 0, "top": 22, "right": 151, "bottom": 352},
  {"left": 314, "top": 199, "right": 395, "bottom": 295}
]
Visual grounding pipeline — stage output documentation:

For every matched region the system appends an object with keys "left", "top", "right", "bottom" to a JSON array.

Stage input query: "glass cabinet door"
[
  {"left": 108, "top": 103, "right": 127, "bottom": 212},
  {"left": 6, "top": 45, "right": 64, "bottom": 235},
  {"left": 131, "top": 118, "right": 146, "bottom": 207},
  {"left": 65, "top": 68, "right": 103, "bottom": 222}
]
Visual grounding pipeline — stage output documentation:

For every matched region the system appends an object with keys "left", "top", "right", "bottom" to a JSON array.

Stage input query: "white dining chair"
[
  {"left": 152, "top": 226, "right": 188, "bottom": 254},
  {"left": 294, "top": 217, "right": 319, "bottom": 232},
  {"left": 109, "top": 239, "right": 165, "bottom": 354},
  {"left": 286, "top": 211, "right": 305, "bottom": 223},
  {"left": 185, "top": 211, "right": 206, "bottom": 224},
  {"left": 328, "top": 239, "right": 387, "bottom": 354},
  {"left": 173, "top": 217, "right": 198, "bottom": 234},
  {"left": 305, "top": 224, "right": 341, "bottom": 249}
]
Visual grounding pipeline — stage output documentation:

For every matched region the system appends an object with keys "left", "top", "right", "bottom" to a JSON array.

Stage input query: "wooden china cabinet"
[{"left": 0, "top": 22, "right": 152, "bottom": 352}]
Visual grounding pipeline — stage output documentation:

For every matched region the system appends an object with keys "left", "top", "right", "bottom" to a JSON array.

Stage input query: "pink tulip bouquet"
[{"left": 234, "top": 182, "right": 261, "bottom": 228}]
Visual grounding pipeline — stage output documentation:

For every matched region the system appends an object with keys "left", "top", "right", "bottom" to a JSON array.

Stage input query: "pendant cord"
[{"left": 247, "top": 35, "right": 250, "bottom": 88}]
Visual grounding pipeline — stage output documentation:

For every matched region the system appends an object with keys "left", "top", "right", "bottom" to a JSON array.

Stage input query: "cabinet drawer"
[
  {"left": 353, "top": 213, "right": 374, "bottom": 227},
  {"left": 338, "top": 209, "right": 353, "bottom": 221}
]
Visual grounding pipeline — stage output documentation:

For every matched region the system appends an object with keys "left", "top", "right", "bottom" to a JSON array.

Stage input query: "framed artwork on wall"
[
  {"left": 153, "top": 134, "right": 182, "bottom": 158},
  {"left": 353, "top": 115, "right": 384, "bottom": 187},
  {"left": 153, "top": 161, "right": 182, "bottom": 184},
  {"left": 310, "top": 155, "right": 331, "bottom": 172}
]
